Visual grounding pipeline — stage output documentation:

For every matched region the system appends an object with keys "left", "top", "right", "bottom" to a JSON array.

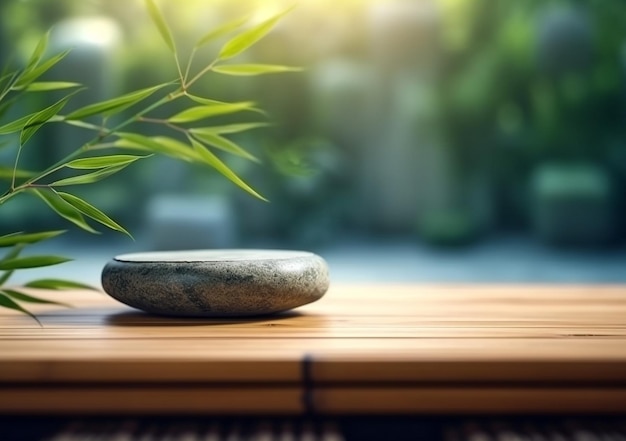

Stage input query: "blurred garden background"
[{"left": 2, "top": 0, "right": 626, "bottom": 284}]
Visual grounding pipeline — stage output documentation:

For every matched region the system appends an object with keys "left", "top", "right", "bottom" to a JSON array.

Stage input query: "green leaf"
[
  {"left": 30, "top": 189, "right": 99, "bottom": 234},
  {"left": 183, "top": 95, "right": 268, "bottom": 116},
  {"left": 0, "top": 255, "right": 72, "bottom": 271},
  {"left": 0, "top": 69, "right": 14, "bottom": 85},
  {"left": 24, "top": 31, "right": 50, "bottom": 72},
  {"left": 63, "top": 119, "right": 102, "bottom": 132},
  {"left": 66, "top": 154, "right": 150, "bottom": 170},
  {"left": 2, "top": 289, "right": 70, "bottom": 308},
  {"left": 0, "top": 230, "right": 65, "bottom": 248},
  {"left": 195, "top": 15, "right": 250, "bottom": 48},
  {"left": 0, "top": 243, "right": 24, "bottom": 285},
  {"left": 50, "top": 165, "right": 128, "bottom": 186},
  {"left": 0, "top": 166, "right": 37, "bottom": 180},
  {"left": 145, "top": 0, "right": 176, "bottom": 53},
  {"left": 185, "top": 94, "right": 231, "bottom": 106},
  {"left": 190, "top": 122, "right": 268, "bottom": 135},
  {"left": 57, "top": 192, "right": 131, "bottom": 237},
  {"left": 0, "top": 113, "right": 35, "bottom": 135},
  {"left": 24, "top": 278, "right": 98, "bottom": 291},
  {"left": 212, "top": 64, "right": 302, "bottom": 76},
  {"left": 15, "top": 50, "right": 71, "bottom": 88},
  {"left": 189, "top": 136, "right": 266, "bottom": 201},
  {"left": 150, "top": 136, "right": 199, "bottom": 160},
  {"left": 22, "top": 82, "right": 82, "bottom": 92},
  {"left": 169, "top": 102, "right": 256, "bottom": 123},
  {"left": 0, "top": 270, "right": 13, "bottom": 286},
  {"left": 218, "top": 7, "right": 294, "bottom": 61},
  {"left": 191, "top": 131, "right": 259, "bottom": 162},
  {"left": 0, "top": 292, "right": 40, "bottom": 324},
  {"left": 1, "top": 68, "right": 21, "bottom": 94},
  {"left": 114, "top": 133, "right": 196, "bottom": 161},
  {"left": 64, "top": 84, "right": 167, "bottom": 120},
  {"left": 112, "top": 135, "right": 157, "bottom": 153},
  {"left": 21, "top": 92, "right": 75, "bottom": 146}
]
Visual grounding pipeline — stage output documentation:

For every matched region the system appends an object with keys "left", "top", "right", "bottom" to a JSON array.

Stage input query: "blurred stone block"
[
  {"left": 531, "top": 164, "right": 614, "bottom": 246},
  {"left": 145, "top": 194, "right": 237, "bottom": 250}
]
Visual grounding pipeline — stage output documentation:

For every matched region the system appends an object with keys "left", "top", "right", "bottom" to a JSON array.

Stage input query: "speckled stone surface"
[{"left": 101, "top": 250, "right": 330, "bottom": 317}]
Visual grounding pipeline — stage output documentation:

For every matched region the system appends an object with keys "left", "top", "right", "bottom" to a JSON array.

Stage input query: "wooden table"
[{"left": 1, "top": 285, "right": 626, "bottom": 415}]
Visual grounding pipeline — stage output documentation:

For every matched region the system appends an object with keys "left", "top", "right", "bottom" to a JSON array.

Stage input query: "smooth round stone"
[{"left": 101, "top": 250, "right": 330, "bottom": 317}]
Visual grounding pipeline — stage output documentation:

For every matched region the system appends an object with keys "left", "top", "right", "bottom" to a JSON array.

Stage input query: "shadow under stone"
[{"left": 105, "top": 309, "right": 306, "bottom": 327}]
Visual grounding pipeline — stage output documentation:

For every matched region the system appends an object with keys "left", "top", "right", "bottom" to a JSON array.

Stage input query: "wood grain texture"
[{"left": 1, "top": 285, "right": 626, "bottom": 413}]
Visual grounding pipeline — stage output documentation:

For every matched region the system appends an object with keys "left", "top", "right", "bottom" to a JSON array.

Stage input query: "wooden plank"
[
  {"left": 1, "top": 338, "right": 626, "bottom": 383},
  {"left": 0, "top": 387, "right": 303, "bottom": 414},
  {"left": 314, "top": 387, "right": 626, "bottom": 414},
  {"left": 2, "top": 385, "right": 625, "bottom": 415},
  {"left": 1, "top": 285, "right": 625, "bottom": 385},
  {"left": 2, "top": 324, "right": 626, "bottom": 339}
]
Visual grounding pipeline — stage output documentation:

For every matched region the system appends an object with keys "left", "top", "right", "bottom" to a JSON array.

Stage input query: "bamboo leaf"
[
  {"left": 66, "top": 154, "right": 150, "bottom": 170},
  {"left": 24, "top": 31, "right": 50, "bottom": 72},
  {"left": 0, "top": 292, "right": 40, "bottom": 324},
  {"left": 184, "top": 94, "right": 267, "bottom": 116},
  {"left": 0, "top": 166, "right": 37, "bottom": 180},
  {"left": 21, "top": 93, "right": 75, "bottom": 146},
  {"left": 113, "top": 135, "right": 158, "bottom": 153},
  {"left": 50, "top": 165, "right": 128, "bottom": 186},
  {"left": 0, "top": 113, "right": 35, "bottom": 135},
  {"left": 15, "top": 50, "right": 71, "bottom": 87},
  {"left": 30, "top": 189, "right": 99, "bottom": 234},
  {"left": 2, "top": 289, "right": 70, "bottom": 308},
  {"left": 0, "top": 70, "right": 16, "bottom": 88},
  {"left": 213, "top": 64, "right": 302, "bottom": 76},
  {"left": 1, "top": 243, "right": 23, "bottom": 263},
  {"left": 185, "top": 94, "right": 231, "bottom": 106},
  {"left": 57, "top": 192, "right": 131, "bottom": 237},
  {"left": 190, "top": 122, "right": 268, "bottom": 135},
  {"left": 189, "top": 137, "right": 266, "bottom": 200},
  {"left": 169, "top": 102, "right": 256, "bottom": 123},
  {"left": 0, "top": 244, "right": 24, "bottom": 285},
  {"left": 191, "top": 131, "right": 259, "bottom": 162},
  {"left": 64, "top": 84, "right": 167, "bottom": 120},
  {"left": 218, "top": 7, "right": 293, "bottom": 61},
  {"left": 0, "top": 270, "right": 12, "bottom": 286},
  {"left": 0, "top": 69, "right": 22, "bottom": 103},
  {"left": 150, "top": 136, "right": 198, "bottom": 160},
  {"left": 195, "top": 15, "right": 250, "bottom": 48},
  {"left": 0, "top": 230, "right": 65, "bottom": 248},
  {"left": 24, "top": 278, "right": 98, "bottom": 291},
  {"left": 0, "top": 255, "right": 72, "bottom": 271},
  {"left": 62, "top": 120, "right": 103, "bottom": 133},
  {"left": 114, "top": 133, "right": 196, "bottom": 161},
  {"left": 22, "top": 82, "right": 82, "bottom": 92},
  {"left": 145, "top": 0, "right": 176, "bottom": 53}
]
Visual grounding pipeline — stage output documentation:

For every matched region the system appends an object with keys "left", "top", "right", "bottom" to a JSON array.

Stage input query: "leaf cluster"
[{"left": 0, "top": 0, "right": 299, "bottom": 321}]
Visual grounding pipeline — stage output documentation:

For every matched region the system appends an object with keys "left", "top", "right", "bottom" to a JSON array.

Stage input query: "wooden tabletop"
[{"left": 1, "top": 285, "right": 626, "bottom": 414}]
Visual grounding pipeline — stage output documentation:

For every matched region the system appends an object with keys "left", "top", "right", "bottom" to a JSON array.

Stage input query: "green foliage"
[
  {"left": 213, "top": 64, "right": 302, "bottom": 76},
  {"left": 218, "top": 7, "right": 294, "bottom": 61},
  {"left": 0, "top": 0, "right": 298, "bottom": 321}
]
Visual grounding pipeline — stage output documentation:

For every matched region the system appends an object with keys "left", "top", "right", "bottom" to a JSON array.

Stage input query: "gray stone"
[{"left": 101, "top": 250, "right": 330, "bottom": 317}]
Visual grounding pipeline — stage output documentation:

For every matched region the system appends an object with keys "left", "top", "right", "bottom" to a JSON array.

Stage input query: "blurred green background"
[{"left": 1, "top": 0, "right": 626, "bottom": 253}]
